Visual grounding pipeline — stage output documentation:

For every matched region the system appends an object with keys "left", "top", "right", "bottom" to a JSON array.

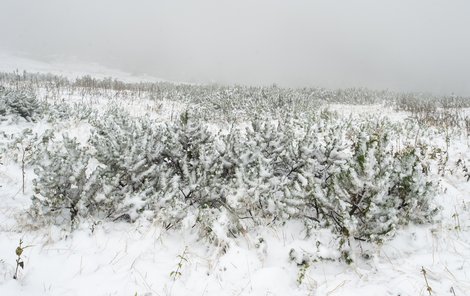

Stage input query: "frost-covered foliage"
[
  {"left": 0, "top": 71, "right": 444, "bottom": 247},
  {"left": 40, "top": 102, "right": 97, "bottom": 122},
  {"left": 327, "top": 129, "right": 437, "bottom": 243},
  {"left": 158, "top": 112, "right": 230, "bottom": 233},
  {"left": 88, "top": 108, "right": 167, "bottom": 222},
  {"left": 395, "top": 93, "right": 470, "bottom": 130},
  {"left": 28, "top": 108, "right": 439, "bottom": 245},
  {"left": 0, "top": 87, "right": 39, "bottom": 121},
  {"left": 5, "top": 71, "right": 466, "bottom": 123},
  {"left": 3, "top": 70, "right": 470, "bottom": 128},
  {"left": 32, "top": 136, "right": 101, "bottom": 227}
]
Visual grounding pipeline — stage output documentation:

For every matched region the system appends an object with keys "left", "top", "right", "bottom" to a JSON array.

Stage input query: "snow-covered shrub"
[
  {"left": 315, "top": 126, "right": 438, "bottom": 244},
  {"left": 226, "top": 120, "right": 291, "bottom": 220},
  {"left": 298, "top": 120, "right": 351, "bottom": 230},
  {"left": 37, "top": 100, "right": 98, "bottom": 123},
  {"left": 391, "top": 146, "right": 439, "bottom": 225},
  {"left": 31, "top": 136, "right": 101, "bottom": 227},
  {"left": 332, "top": 131, "right": 400, "bottom": 241},
  {"left": 0, "top": 93, "right": 6, "bottom": 117},
  {"left": 158, "top": 111, "right": 246, "bottom": 242},
  {"left": 87, "top": 108, "right": 167, "bottom": 221},
  {"left": 0, "top": 88, "right": 39, "bottom": 121},
  {"left": 6, "top": 128, "right": 55, "bottom": 166},
  {"left": 161, "top": 111, "right": 217, "bottom": 206},
  {"left": 27, "top": 107, "right": 439, "bottom": 247},
  {"left": 227, "top": 118, "right": 320, "bottom": 223}
]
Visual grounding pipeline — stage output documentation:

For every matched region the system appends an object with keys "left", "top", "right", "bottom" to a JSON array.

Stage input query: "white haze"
[{"left": 1, "top": 0, "right": 469, "bottom": 95}]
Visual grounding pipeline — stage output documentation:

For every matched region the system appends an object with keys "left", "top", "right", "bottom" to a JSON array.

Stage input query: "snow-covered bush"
[
  {"left": 158, "top": 111, "right": 248, "bottom": 243},
  {"left": 41, "top": 101, "right": 97, "bottom": 122},
  {"left": 31, "top": 136, "right": 101, "bottom": 227},
  {"left": 27, "top": 107, "right": 439, "bottom": 247},
  {"left": 328, "top": 129, "right": 438, "bottom": 243},
  {"left": 88, "top": 108, "right": 167, "bottom": 221},
  {"left": 0, "top": 88, "right": 39, "bottom": 121},
  {"left": 6, "top": 128, "right": 55, "bottom": 166},
  {"left": 391, "top": 146, "right": 439, "bottom": 224},
  {"left": 160, "top": 111, "right": 217, "bottom": 208}
]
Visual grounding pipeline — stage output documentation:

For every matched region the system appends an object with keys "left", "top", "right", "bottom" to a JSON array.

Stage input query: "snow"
[
  {"left": 2, "top": 140, "right": 469, "bottom": 295},
  {"left": 0, "top": 51, "right": 163, "bottom": 84},
  {"left": 1, "top": 68, "right": 470, "bottom": 295}
]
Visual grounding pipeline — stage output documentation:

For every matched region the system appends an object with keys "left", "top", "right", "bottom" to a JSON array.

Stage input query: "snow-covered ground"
[
  {"left": 0, "top": 111, "right": 468, "bottom": 296},
  {"left": 0, "top": 51, "right": 163, "bottom": 83},
  {"left": 0, "top": 62, "right": 469, "bottom": 295}
]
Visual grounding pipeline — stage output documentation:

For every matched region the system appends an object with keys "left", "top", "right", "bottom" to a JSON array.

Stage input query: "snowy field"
[{"left": 1, "top": 65, "right": 470, "bottom": 296}]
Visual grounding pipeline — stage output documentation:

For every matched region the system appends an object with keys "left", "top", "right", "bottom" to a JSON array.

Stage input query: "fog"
[{"left": 1, "top": 0, "right": 469, "bottom": 95}]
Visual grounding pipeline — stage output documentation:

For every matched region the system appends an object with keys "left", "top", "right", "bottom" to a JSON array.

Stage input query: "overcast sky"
[{"left": 1, "top": 0, "right": 469, "bottom": 95}]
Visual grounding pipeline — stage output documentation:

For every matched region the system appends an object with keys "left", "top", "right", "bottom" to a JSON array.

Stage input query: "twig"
[{"left": 421, "top": 266, "right": 433, "bottom": 295}]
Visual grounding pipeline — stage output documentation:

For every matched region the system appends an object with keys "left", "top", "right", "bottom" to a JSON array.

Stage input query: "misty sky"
[{"left": 1, "top": 0, "right": 469, "bottom": 95}]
